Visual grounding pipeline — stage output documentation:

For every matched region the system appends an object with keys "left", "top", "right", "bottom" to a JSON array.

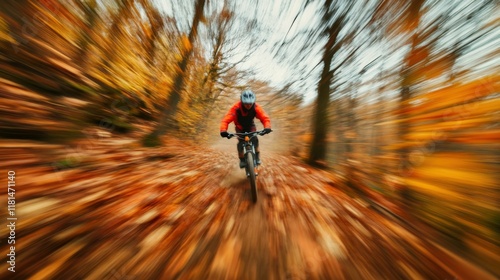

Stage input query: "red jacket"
[{"left": 220, "top": 101, "right": 271, "bottom": 132}]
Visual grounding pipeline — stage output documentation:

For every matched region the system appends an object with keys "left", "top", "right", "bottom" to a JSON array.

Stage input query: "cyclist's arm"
[
  {"left": 220, "top": 104, "right": 238, "bottom": 132},
  {"left": 255, "top": 104, "right": 271, "bottom": 129}
]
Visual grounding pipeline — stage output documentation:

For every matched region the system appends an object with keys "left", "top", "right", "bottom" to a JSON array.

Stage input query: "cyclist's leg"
[
  {"left": 237, "top": 139, "right": 245, "bottom": 168},
  {"left": 252, "top": 137, "right": 261, "bottom": 164}
]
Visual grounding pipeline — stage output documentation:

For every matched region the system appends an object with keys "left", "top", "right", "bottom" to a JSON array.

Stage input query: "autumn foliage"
[{"left": 0, "top": 0, "right": 498, "bottom": 278}]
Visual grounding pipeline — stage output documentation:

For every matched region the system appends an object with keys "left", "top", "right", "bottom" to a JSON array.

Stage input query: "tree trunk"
[
  {"left": 308, "top": 15, "right": 343, "bottom": 166},
  {"left": 308, "top": 64, "right": 331, "bottom": 166},
  {"left": 398, "top": 22, "right": 423, "bottom": 213},
  {"left": 147, "top": 0, "right": 206, "bottom": 142}
]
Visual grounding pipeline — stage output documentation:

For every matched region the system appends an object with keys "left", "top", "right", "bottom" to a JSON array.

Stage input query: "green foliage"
[
  {"left": 141, "top": 133, "right": 162, "bottom": 147},
  {"left": 52, "top": 156, "right": 81, "bottom": 170}
]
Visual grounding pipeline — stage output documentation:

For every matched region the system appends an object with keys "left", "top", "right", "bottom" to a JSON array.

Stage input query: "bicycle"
[{"left": 226, "top": 130, "right": 271, "bottom": 203}]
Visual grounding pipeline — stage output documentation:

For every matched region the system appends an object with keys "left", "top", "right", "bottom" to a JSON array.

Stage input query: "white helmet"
[{"left": 240, "top": 89, "right": 256, "bottom": 105}]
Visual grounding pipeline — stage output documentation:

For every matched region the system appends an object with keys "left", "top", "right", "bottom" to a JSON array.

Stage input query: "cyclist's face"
[{"left": 243, "top": 103, "right": 253, "bottom": 110}]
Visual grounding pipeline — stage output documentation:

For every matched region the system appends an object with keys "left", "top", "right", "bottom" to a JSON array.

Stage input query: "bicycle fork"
[{"left": 244, "top": 144, "right": 258, "bottom": 177}]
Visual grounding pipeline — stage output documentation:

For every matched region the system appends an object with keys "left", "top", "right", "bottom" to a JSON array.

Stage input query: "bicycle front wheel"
[{"left": 245, "top": 152, "right": 258, "bottom": 203}]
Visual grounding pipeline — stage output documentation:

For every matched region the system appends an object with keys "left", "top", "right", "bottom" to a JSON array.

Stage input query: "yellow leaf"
[
  {"left": 181, "top": 34, "right": 192, "bottom": 52},
  {"left": 412, "top": 166, "right": 497, "bottom": 188},
  {"left": 404, "top": 177, "right": 457, "bottom": 199},
  {"left": 410, "top": 98, "right": 500, "bottom": 122},
  {"left": 407, "top": 75, "right": 499, "bottom": 115},
  {"left": 409, "top": 117, "right": 494, "bottom": 134}
]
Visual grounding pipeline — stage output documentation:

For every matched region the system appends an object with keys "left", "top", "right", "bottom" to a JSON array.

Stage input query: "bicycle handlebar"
[{"left": 226, "top": 129, "right": 272, "bottom": 139}]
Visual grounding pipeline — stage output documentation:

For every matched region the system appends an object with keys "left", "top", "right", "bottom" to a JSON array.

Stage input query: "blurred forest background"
[{"left": 0, "top": 0, "right": 498, "bottom": 276}]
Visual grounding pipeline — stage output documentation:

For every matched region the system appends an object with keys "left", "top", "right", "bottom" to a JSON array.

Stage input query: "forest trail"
[{"left": 0, "top": 133, "right": 493, "bottom": 280}]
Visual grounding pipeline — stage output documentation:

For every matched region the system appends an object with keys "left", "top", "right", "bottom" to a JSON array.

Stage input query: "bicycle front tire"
[{"left": 246, "top": 152, "right": 258, "bottom": 203}]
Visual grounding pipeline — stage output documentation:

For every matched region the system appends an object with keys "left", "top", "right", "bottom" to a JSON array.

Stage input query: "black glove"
[
  {"left": 262, "top": 128, "right": 272, "bottom": 135},
  {"left": 220, "top": 131, "right": 229, "bottom": 138}
]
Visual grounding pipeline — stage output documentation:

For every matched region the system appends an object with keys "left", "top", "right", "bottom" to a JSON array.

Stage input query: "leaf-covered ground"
[{"left": 0, "top": 133, "right": 495, "bottom": 280}]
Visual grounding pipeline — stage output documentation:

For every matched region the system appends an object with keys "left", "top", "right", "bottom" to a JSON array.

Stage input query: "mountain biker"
[{"left": 220, "top": 89, "right": 272, "bottom": 168}]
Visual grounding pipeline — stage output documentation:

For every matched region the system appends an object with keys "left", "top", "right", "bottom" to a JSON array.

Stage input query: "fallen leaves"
[{"left": 0, "top": 135, "right": 491, "bottom": 279}]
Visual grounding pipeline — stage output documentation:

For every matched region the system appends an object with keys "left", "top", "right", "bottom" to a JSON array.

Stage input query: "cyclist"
[{"left": 220, "top": 89, "right": 272, "bottom": 168}]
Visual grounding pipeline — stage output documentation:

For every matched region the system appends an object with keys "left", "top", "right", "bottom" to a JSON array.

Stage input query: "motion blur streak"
[{"left": 0, "top": 0, "right": 498, "bottom": 279}]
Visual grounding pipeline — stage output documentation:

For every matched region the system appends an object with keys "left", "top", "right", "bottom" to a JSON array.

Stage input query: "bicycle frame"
[
  {"left": 241, "top": 134, "right": 258, "bottom": 168},
  {"left": 227, "top": 130, "right": 268, "bottom": 203}
]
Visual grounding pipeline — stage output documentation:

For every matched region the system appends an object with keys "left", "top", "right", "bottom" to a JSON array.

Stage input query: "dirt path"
[{"left": 0, "top": 136, "right": 491, "bottom": 279}]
